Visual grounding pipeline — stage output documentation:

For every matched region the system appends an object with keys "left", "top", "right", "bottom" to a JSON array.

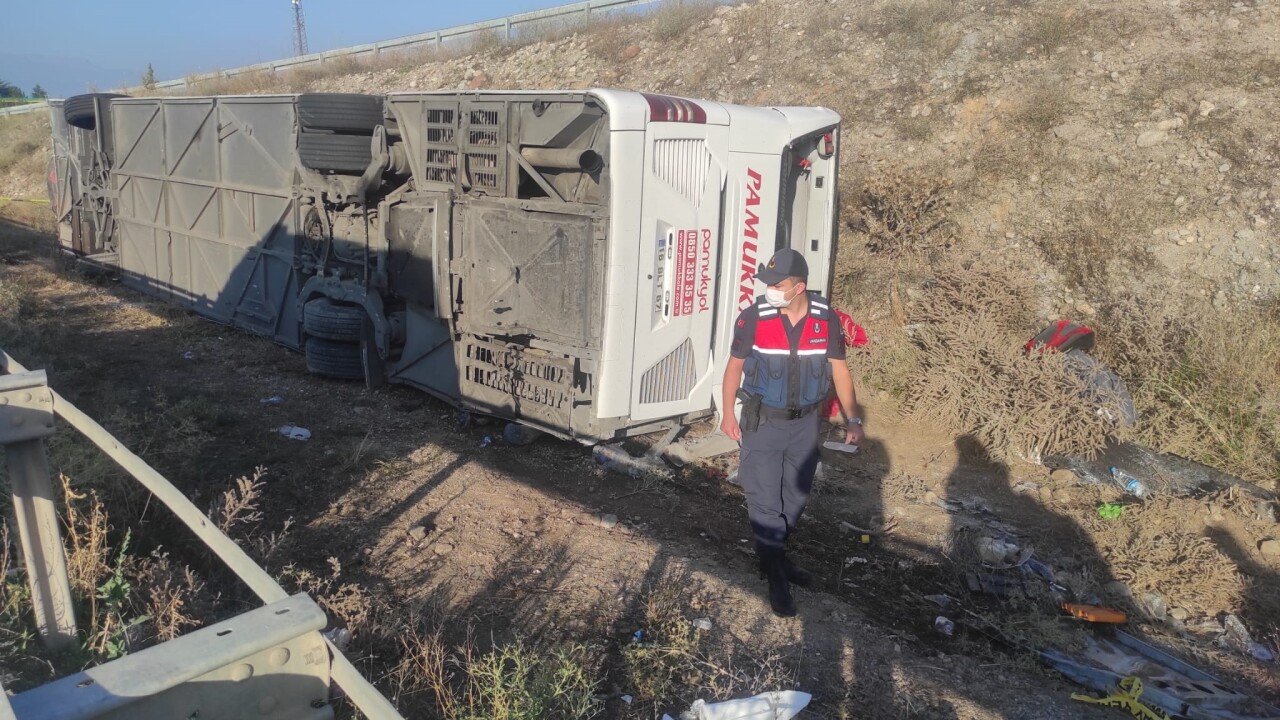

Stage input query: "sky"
[{"left": 2, "top": 0, "right": 569, "bottom": 98}]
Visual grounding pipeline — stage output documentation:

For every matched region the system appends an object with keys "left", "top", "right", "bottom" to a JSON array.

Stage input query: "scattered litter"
[
  {"left": 259, "top": 395, "right": 284, "bottom": 405},
  {"left": 277, "top": 425, "right": 311, "bottom": 441},
  {"left": 622, "top": 695, "right": 633, "bottom": 705},
  {"left": 633, "top": 630, "right": 645, "bottom": 642},
  {"left": 838, "top": 520, "right": 894, "bottom": 536},
  {"left": 1070, "top": 676, "right": 1165, "bottom": 719},
  {"left": 1020, "top": 558, "right": 1056, "bottom": 583},
  {"left": 844, "top": 556, "right": 868, "bottom": 566},
  {"left": 1061, "top": 603, "right": 1127, "bottom": 624},
  {"left": 479, "top": 435, "right": 493, "bottom": 448},
  {"left": 597, "top": 514, "right": 619, "bottom": 529},
  {"left": 1222, "top": 614, "right": 1274, "bottom": 662},
  {"left": 323, "top": 627, "right": 352, "bottom": 651},
  {"left": 182, "top": 351, "right": 195, "bottom": 359},
  {"left": 1045, "top": 440, "right": 1277, "bottom": 501},
  {"left": 684, "top": 690, "right": 811, "bottom": 720},
  {"left": 821, "top": 440, "right": 859, "bottom": 455},
  {"left": 1013, "top": 481, "right": 1040, "bottom": 496},
  {"left": 1046, "top": 629, "right": 1280, "bottom": 719},
  {"left": 1138, "top": 592, "right": 1168, "bottom": 620},
  {"left": 503, "top": 422, "right": 543, "bottom": 446},
  {"left": 693, "top": 618, "right": 713, "bottom": 632},
  {"left": 975, "top": 536, "right": 1032, "bottom": 569},
  {"left": 924, "top": 594, "right": 953, "bottom": 609},
  {"left": 934, "top": 616, "right": 955, "bottom": 637},
  {"left": 1109, "top": 466, "right": 1148, "bottom": 499},
  {"left": 965, "top": 571, "right": 1024, "bottom": 597},
  {"left": 1097, "top": 503, "right": 1124, "bottom": 519}
]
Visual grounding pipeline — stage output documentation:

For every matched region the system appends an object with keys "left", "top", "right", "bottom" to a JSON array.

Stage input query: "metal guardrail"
[
  {"left": 0, "top": 102, "right": 48, "bottom": 118},
  {"left": 0, "top": 349, "right": 404, "bottom": 719},
  {"left": 140, "top": 0, "right": 664, "bottom": 93},
  {"left": 0, "top": 0, "right": 675, "bottom": 118}
]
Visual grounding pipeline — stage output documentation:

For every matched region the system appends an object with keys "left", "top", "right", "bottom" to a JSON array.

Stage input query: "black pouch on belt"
[{"left": 736, "top": 389, "right": 763, "bottom": 433}]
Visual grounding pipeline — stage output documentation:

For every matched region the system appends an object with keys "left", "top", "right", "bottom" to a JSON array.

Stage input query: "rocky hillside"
[{"left": 3, "top": 0, "right": 1278, "bottom": 484}]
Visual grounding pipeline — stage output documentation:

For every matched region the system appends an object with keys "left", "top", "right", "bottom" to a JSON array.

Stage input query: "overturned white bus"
[{"left": 46, "top": 89, "right": 841, "bottom": 454}]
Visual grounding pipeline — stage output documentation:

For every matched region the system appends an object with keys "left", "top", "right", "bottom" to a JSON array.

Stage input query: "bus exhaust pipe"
[{"left": 519, "top": 147, "right": 603, "bottom": 172}]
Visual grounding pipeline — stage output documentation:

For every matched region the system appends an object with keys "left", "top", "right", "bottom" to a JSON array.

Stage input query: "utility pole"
[{"left": 291, "top": 0, "right": 309, "bottom": 57}]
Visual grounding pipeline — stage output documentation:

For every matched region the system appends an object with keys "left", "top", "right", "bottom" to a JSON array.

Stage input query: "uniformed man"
[{"left": 720, "top": 248, "right": 863, "bottom": 617}]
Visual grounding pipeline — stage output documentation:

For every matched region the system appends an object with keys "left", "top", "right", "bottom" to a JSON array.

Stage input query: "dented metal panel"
[
  {"left": 454, "top": 199, "right": 605, "bottom": 349},
  {"left": 109, "top": 96, "right": 305, "bottom": 348}
]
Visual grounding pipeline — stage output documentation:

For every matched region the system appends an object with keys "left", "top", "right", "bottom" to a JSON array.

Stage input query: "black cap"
[{"left": 754, "top": 248, "right": 809, "bottom": 285}]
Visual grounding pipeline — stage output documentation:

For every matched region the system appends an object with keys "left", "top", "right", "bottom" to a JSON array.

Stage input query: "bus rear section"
[{"left": 614, "top": 97, "right": 841, "bottom": 444}]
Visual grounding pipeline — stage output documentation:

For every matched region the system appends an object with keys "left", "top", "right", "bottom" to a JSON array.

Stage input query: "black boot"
[
  {"left": 759, "top": 550, "right": 797, "bottom": 617},
  {"left": 780, "top": 551, "right": 814, "bottom": 589}
]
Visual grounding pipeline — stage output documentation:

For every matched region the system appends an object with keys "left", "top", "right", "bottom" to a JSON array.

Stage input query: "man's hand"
[
  {"left": 844, "top": 422, "right": 865, "bottom": 446},
  {"left": 721, "top": 413, "right": 742, "bottom": 442}
]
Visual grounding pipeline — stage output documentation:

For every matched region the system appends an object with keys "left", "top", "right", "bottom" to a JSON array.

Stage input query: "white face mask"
[{"left": 764, "top": 284, "right": 798, "bottom": 308}]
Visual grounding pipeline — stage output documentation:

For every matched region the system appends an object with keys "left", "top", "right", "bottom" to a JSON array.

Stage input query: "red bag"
[{"left": 1024, "top": 320, "right": 1095, "bottom": 355}]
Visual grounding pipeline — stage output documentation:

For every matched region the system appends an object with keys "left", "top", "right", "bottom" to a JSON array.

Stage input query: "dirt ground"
[{"left": 1, "top": 200, "right": 1276, "bottom": 719}]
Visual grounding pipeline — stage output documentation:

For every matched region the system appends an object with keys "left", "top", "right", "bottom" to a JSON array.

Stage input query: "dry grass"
[
  {"left": 387, "top": 615, "right": 601, "bottom": 719},
  {"left": 1028, "top": 185, "right": 1157, "bottom": 289},
  {"left": 0, "top": 114, "right": 49, "bottom": 186},
  {"left": 899, "top": 266, "right": 1131, "bottom": 461},
  {"left": 208, "top": 467, "right": 266, "bottom": 534},
  {"left": 135, "top": 549, "right": 205, "bottom": 642},
  {"left": 649, "top": 0, "right": 717, "bottom": 42},
  {"left": 1012, "top": 82, "right": 1070, "bottom": 134},
  {"left": 852, "top": 171, "right": 956, "bottom": 259},
  {"left": 1096, "top": 295, "right": 1280, "bottom": 487},
  {"left": 622, "top": 569, "right": 704, "bottom": 702},
  {"left": 584, "top": 18, "right": 635, "bottom": 61},
  {"left": 879, "top": 0, "right": 955, "bottom": 38},
  {"left": 1084, "top": 495, "right": 1246, "bottom": 615}
]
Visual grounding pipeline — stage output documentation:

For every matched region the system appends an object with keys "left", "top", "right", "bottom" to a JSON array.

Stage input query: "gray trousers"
[{"left": 738, "top": 411, "right": 821, "bottom": 552}]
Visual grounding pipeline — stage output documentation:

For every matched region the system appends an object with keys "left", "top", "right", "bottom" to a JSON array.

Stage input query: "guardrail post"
[{"left": 0, "top": 370, "right": 76, "bottom": 651}]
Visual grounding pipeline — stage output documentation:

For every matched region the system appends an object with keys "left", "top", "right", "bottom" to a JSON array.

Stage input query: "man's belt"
[{"left": 759, "top": 403, "right": 821, "bottom": 420}]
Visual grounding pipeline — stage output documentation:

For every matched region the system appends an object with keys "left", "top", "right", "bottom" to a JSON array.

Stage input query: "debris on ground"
[
  {"left": 322, "top": 627, "right": 352, "bottom": 651},
  {"left": 934, "top": 616, "right": 955, "bottom": 636},
  {"left": 277, "top": 425, "right": 311, "bottom": 441},
  {"left": 1044, "top": 630, "right": 1280, "bottom": 719},
  {"left": 1060, "top": 604, "right": 1127, "bottom": 624},
  {"left": 1046, "top": 440, "right": 1278, "bottom": 500},
  {"left": 975, "top": 536, "right": 1031, "bottom": 569},
  {"left": 668, "top": 690, "right": 812, "bottom": 720},
  {"left": 259, "top": 395, "right": 284, "bottom": 405},
  {"left": 1223, "top": 615, "right": 1277, "bottom": 664}
]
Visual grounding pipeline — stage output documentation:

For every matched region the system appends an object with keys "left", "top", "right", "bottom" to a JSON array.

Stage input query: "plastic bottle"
[{"left": 1109, "top": 466, "right": 1147, "bottom": 498}]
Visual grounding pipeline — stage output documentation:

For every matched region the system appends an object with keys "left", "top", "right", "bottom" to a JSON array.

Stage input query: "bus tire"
[
  {"left": 296, "top": 94, "right": 384, "bottom": 134},
  {"left": 303, "top": 298, "right": 365, "bottom": 341},
  {"left": 304, "top": 338, "right": 363, "bottom": 380},
  {"left": 298, "top": 133, "right": 373, "bottom": 174},
  {"left": 64, "top": 93, "right": 127, "bottom": 131}
]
